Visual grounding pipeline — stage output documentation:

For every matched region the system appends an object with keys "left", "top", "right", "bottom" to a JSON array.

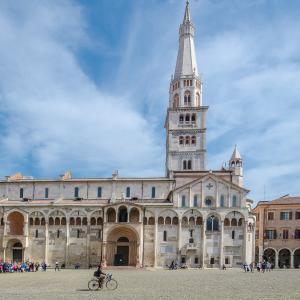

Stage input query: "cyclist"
[{"left": 94, "top": 263, "right": 106, "bottom": 288}]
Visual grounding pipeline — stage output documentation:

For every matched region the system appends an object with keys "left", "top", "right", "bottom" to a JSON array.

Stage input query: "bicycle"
[{"left": 88, "top": 273, "right": 118, "bottom": 291}]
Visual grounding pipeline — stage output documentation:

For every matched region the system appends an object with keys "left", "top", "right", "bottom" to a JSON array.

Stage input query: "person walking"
[{"left": 55, "top": 261, "right": 59, "bottom": 271}]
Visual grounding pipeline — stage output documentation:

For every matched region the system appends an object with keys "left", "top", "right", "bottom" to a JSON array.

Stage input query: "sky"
[{"left": 0, "top": 0, "right": 299, "bottom": 203}]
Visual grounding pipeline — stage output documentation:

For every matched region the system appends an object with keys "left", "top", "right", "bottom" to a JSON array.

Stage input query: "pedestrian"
[{"left": 55, "top": 261, "right": 59, "bottom": 271}]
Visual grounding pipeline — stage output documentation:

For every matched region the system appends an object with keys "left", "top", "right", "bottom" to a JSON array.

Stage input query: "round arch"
[
  {"left": 6, "top": 239, "right": 23, "bottom": 262},
  {"left": 278, "top": 248, "right": 291, "bottom": 268},
  {"left": 263, "top": 248, "right": 276, "bottom": 265},
  {"left": 293, "top": 248, "right": 300, "bottom": 269},
  {"left": 7, "top": 211, "right": 24, "bottom": 235},
  {"left": 106, "top": 225, "right": 139, "bottom": 267}
]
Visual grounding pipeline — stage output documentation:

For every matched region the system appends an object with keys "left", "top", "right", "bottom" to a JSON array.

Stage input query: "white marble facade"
[{"left": 0, "top": 2, "right": 255, "bottom": 268}]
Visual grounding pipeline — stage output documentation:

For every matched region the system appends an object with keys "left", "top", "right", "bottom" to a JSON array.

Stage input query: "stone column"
[
  {"left": 139, "top": 222, "right": 144, "bottom": 268},
  {"left": 202, "top": 218, "right": 206, "bottom": 268},
  {"left": 45, "top": 221, "right": 49, "bottom": 264},
  {"left": 65, "top": 219, "right": 70, "bottom": 267},
  {"left": 177, "top": 219, "right": 182, "bottom": 263},
  {"left": 154, "top": 217, "right": 158, "bottom": 267},
  {"left": 275, "top": 251, "right": 279, "bottom": 269},
  {"left": 219, "top": 220, "right": 224, "bottom": 269},
  {"left": 290, "top": 251, "right": 294, "bottom": 269},
  {"left": 86, "top": 220, "right": 91, "bottom": 268},
  {"left": 3, "top": 247, "right": 6, "bottom": 262},
  {"left": 23, "top": 215, "right": 29, "bottom": 261},
  {"left": 102, "top": 242, "right": 107, "bottom": 268},
  {"left": 3, "top": 215, "right": 8, "bottom": 236},
  {"left": 243, "top": 221, "right": 248, "bottom": 264}
]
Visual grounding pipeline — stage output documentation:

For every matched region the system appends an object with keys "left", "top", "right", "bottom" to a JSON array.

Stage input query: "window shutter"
[
  {"left": 274, "top": 230, "right": 277, "bottom": 239},
  {"left": 289, "top": 212, "right": 293, "bottom": 220}
]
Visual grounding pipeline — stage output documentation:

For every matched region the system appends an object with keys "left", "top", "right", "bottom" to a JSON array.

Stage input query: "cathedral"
[{"left": 0, "top": 2, "right": 255, "bottom": 268}]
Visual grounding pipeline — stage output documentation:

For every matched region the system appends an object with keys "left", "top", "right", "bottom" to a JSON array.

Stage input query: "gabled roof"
[{"left": 172, "top": 172, "right": 249, "bottom": 194}]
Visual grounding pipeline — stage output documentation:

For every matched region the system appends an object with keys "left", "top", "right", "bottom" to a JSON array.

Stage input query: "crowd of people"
[
  {"left": 242, "top": 260, "right": 274, "bottom": 273},
  {"left": 0, "top": 261, "right": 48, "bottom": 273}
]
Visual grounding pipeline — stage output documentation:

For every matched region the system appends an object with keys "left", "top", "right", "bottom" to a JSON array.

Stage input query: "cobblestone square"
[{"left": 0, "top": 269, "right": 299, "bottom": 300}]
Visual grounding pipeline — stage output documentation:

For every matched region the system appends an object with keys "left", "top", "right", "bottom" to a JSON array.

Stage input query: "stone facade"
[
  {"left": 253, "top": 196, "right": 300, "bottom": 268},
  {"left": 0, "top": 2, "right": 255, "bottom": 269}
]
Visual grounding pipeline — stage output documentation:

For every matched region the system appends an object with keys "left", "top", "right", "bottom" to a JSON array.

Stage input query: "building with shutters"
[{"left": 253, "top": 196, "right": 300, "bottom": 268}]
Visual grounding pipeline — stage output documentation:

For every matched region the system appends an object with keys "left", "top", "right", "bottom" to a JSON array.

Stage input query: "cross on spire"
[{"left": 183, "top": 0, "right": 191, "bottom": 23}]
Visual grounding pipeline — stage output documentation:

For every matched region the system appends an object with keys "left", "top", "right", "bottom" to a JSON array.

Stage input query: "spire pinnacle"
[
  {"left": 231, "top": 145, "right": 242, "bottom": 161},
  {"left": 183, "top": 1, "right": 191, "bottom": 23}
]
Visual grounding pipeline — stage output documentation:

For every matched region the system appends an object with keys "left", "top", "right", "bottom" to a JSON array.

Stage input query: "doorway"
[
  {"left": 114, "top": 246, "right": 129, "bottom": 266},
  {"left": 12, "top": 242, "right": 23, "bottom": 262}
]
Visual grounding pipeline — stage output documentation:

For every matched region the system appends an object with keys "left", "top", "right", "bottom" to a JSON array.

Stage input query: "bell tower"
[{"left": 165, "top": 1, "right": 208, "bottom": 176}]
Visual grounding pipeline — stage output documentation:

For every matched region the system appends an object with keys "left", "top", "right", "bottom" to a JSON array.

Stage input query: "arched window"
[
  {"left": 187, "top": 160, "right": 192, "bottom": 170},
  {"left": 205, "top": 197, "right": 212, "bottom": 207},
  {"left": 184, "top": 91, "right": 191, "bottom": 106},
  {"left": 179, "top": 136, "right": 184, "bottom": 145},
  {"left": 91, "top": 217, "right": 96, "bottom": 226},
  {"left": 29, "top": 218, "right": 34, "bottom": 226},
  {"left": 182, "top": 195, "right": 186, "bottom": 207},
  {"left": 55, "top": 217, "right": 60, "bottom": 226},
  {"left": 76, "top": 217, "right": 81, "bottom": 226},
  {"left": 231, "top": 218, "right": 237, "bottom": 226},
  {"left": 97, "top": 217, "right": 103, "bottom": 225},
  {"left": 185, "top": 114, "right": 190, "bottom": 123},
  {"left": 20, "top": 188, "right": 24, "bottom": 198},
  {"left": 220, "top": 195, "right": 225, "bottom": 207},
  {"left": 163, "top": 230, "right": 167, "bottom": 242},
  {"left": 193, "top": 195, "right": 198, "bottom": 207},
  {"left": 74, "top": 187, "right": 79, "bottom": 198},
  {"left": 49, "top": 217, "right": 54, "bottom": 226},
  {"left": 148, "top": 217, "right": 155, "bottom": 225},
  {"left": 165, "top": 217, "right": 171, "bottom": 225},
  {"left": 206, "top": 216, "right": 219, "bottom": 231},
  {"left": 179, "top": 114, "right": 184, "bottom": 123},
  {"left": 183, "top": 160, "right": 187, "bottom": 170},
  {"left": 173, "top": 94, "right": 179, "bottom": 108},
  {"left": 118, "top": 207, "right": 128, "bottom": 222},
  {"left": 191, "top": 136, "right": 196, "bottom": 145},
  {"left": 126, "top": 187, "right": 131, "bottom": 198},
  {"left": 70, "top": 217, "right": 75, "bottom": 225},
  {"left": 185, "top": 136, "right": 190, "bottom": 145},
  {"left": 151, "top": 187, "right": 156, "bottom": 198},
  {"left": 238, "top": 218, "right": 243, "bottom": 226},
  {"left": 82, "top": 217, "right": 88, "bottom": 225},
  {"left": 232, "top": 195, "right": 237, "bottom": 207},
  {"left": 45, "top": 187, "right": 49, "bottom": 199},
  {"left": 172, "top": 216, "right": 179, "bottom": 225},
  {"left": 196, "top": 217, "right": 203, "bottom": 225},
  {"left": 97, "top": 187, "right": 102, "bottom": 198},
  {"left": 158, "top": 217, "right": 164, "bottom": 225},
  {"left": 191, "top": 113, "right": 196, "bottom": 123},
  {"left": 224, "top": 218, "right": 230, "bottom": 226}
]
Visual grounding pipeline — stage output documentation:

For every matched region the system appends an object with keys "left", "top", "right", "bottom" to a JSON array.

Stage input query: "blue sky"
[{"left": 0, "top": 0, "right": 299, "bottom": 202}]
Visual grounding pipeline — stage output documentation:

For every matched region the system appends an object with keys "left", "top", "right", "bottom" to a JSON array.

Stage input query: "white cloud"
[{"left": 0, "top": 1, "right": 163, "bottom": 178}]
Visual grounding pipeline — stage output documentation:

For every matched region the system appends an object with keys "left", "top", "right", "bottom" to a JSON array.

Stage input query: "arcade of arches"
[{"left": 263, "top": 248, "right": 300, "bottom": 269}]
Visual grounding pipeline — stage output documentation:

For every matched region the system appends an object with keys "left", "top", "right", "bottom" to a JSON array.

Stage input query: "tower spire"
[{"left": 174, "top": 0, "right": 198, "bottom": 79}]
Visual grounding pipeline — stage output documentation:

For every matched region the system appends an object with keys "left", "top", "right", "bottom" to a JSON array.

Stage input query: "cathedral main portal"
[{"left": 106, "top": 227, "right": 139, "bottom": 267}]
